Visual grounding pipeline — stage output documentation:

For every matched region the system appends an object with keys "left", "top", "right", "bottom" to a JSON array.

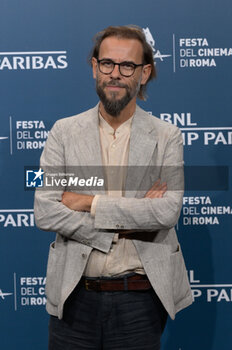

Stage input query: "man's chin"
[{"left": 101, "top": 100, "right": 131, "bottom": 117}]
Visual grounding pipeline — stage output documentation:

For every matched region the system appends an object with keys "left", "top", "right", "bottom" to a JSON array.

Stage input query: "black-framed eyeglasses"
[{"left": 97, "top": 59, "right": 144, "bottom": 77}]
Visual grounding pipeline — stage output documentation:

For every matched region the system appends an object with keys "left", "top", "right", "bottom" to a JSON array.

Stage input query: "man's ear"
[
  {"left": 141, "top": 64, "right": 151, "bottom": 85},
  {"left": 92, "top": 57, "right": 97, "bottom": 79}
]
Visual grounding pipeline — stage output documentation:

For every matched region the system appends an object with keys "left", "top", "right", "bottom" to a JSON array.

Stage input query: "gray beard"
[
  {"left": 96, "top": 86, "right": 131, "bottom": 117},
  {"left": 96, "top": 79, "right": 140, "bottom": 117}
]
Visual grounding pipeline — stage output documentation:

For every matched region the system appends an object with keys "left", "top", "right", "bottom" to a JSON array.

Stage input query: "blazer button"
[
  {"left": 82, "top": 253, "right": 87, "bottom": 259},
  {"left": 116, "top": 224, "right": 120, "bottom": 228},
  {"left": 120, "top": 225, "right": 124, "bottom": 229}
]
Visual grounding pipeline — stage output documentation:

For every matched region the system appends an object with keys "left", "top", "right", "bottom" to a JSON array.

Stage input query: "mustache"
[{"left": 103, "top": 80, "right": 128, "bottom": 89}]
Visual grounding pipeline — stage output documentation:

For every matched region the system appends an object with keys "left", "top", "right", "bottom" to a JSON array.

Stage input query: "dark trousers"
[{"left": 49, "top": 279, "right": 167, "bottom": 350}]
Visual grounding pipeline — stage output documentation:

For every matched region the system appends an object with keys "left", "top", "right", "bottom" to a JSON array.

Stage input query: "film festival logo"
[
  {"left": 0, "top": 275, "right": 47, "bottom": 310},
  {"left": 143, "top": 27, "right": 172, "bottom": 62},
  {"left": 0, "top": 135, "right": 9, "bottom": 149},
  {"left": 0, "top": 131, "right": 11, "bottom": 155},
  {"left": 143, "top": 29, "right": 232, "bottom": 71},
  {"left": 0, "top": 288, "right": 13, "bottom": 300},
  {"left": 2, "top": 117, "right": 50, "bottom": 155},
  {"left": 179, "top": 38, "right": 232, "bottom": 68}
]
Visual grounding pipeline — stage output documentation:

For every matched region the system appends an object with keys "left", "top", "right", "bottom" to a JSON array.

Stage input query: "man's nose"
[{"left": 110, "top": 63, "right": 121, "bottom": 79}]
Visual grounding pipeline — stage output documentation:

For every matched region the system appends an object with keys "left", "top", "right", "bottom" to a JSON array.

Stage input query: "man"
[{"left": 34, "top": 25, "right": 193, "bottom": 350}]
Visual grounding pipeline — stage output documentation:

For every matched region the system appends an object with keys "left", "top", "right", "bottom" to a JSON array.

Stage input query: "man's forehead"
[{"left": 98, "top": 36, "right": 143, "bottom": 61}]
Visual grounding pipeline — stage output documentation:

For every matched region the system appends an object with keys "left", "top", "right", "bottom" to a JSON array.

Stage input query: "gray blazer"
[{"left": 34, "top": 104, "right": 193, "bottom": 320}]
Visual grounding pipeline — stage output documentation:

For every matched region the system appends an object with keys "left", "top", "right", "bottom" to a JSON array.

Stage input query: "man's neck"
[{"left": 99, "top": 98, "right": 136, "bottom": 131}]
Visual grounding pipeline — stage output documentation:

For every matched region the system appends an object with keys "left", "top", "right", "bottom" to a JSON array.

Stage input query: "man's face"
[{"left": 92, "top": 37, "right": 150, "bottom": 117}]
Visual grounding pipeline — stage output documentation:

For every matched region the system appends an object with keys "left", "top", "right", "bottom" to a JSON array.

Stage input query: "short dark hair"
[{"left": 89, "top": 25, "right": 156, "bottom": 100}]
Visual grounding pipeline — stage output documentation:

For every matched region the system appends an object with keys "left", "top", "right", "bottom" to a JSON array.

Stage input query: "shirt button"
[
  {"left": 82, "top": 253, "right": 87, "bottom": 259},
  {"left": 112, "top": 144, "right": 116, "bottom": 148}
]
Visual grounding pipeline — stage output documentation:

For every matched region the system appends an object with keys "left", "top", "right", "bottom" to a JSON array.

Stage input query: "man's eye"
[
  {"left": 121, "top": 63, "right": 134, "bottom": 70},
  {"left": 101, "top": 61, "right": 113, "bottom": 67}
]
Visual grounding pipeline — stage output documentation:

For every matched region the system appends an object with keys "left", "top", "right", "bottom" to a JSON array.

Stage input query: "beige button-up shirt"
[{"left": 84, "top": 113, "right": 145, "bottom": 277}]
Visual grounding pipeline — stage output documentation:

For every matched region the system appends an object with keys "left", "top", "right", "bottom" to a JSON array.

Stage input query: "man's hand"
[
  {"left": 61, "top": 192, "right": 94, "bottom": 212},
  {"left": 145, "top": 179, "right": 167, "bottom": 199}
]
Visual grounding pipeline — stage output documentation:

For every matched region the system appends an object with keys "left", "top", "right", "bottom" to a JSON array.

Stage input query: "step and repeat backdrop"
[{"left": 0, "top": 0, "right": 231, "bottom": 349}]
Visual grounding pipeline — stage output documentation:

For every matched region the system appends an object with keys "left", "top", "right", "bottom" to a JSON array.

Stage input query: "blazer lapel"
[
  {"left": 73, "top": 104, "right": 102, "bottom": 165},
  {"left": 72, "top": 104, "right": 106, "bottom": 195},
  {"left": 125, "top": 105, "right": 158, "bottom": 198}
]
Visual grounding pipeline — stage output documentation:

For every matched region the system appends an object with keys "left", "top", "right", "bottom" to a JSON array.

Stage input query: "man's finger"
[
  {"left": 145, "top": 183, "right": 167, "bottom": 199},
  {"left": 145, "top": 180, "right": 167, "bottom": 198}
]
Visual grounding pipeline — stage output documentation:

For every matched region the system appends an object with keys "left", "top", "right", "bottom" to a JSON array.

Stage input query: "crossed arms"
[
  {"left": 34, "top": 119, "right": 183, "bottom": 253},
  {"left": 61, "top": 179, "right": 167, "bottom": 212}
]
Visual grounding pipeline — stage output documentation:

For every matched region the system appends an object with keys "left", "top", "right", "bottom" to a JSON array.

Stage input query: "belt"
[{"left": 82, "top": 274, "right": 151, "bottom": 292}]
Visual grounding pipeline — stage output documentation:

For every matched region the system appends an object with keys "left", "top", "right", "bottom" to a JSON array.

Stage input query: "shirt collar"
[{"left": 98, "top": 111, "right": 133, "bottom": 135}]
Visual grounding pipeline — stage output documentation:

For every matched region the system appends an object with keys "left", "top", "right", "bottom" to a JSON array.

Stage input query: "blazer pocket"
[
  {"left": 170, "top": 244, "right": 190, "bottom": 306},
  {"left": 45, "top": 241, "right": 66, "bottom": 306}
]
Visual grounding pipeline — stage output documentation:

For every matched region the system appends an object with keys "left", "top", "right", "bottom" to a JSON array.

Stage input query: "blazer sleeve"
[
  {"left": 34, "top": 120, "right": 114, "bottom": 253},
  {"left": 93, "top": 127, "right": 184, "bottom": 231}
]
